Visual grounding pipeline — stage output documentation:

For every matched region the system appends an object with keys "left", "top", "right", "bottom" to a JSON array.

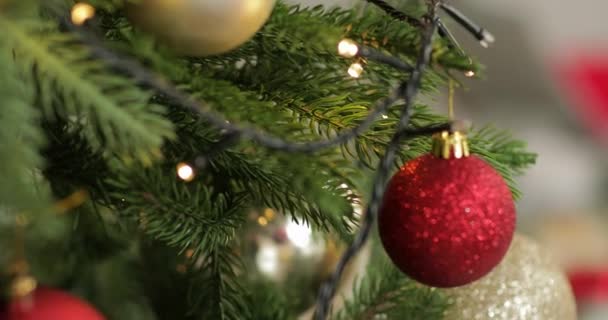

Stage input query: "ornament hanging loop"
[
  {"left": 448, "top": 78, "right": 455, "bottom": 120},
  {"left": 432, "top": 79, "right": 469, "bottom": 159}
]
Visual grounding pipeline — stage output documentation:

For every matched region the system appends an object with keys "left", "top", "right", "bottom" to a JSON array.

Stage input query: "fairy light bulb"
[
  {"left": 338, "top": 39, "right": 359, "bottom": 58},
  {"left": 464, "top": 70, "right": 476, "bottom": 77},
  {"left": 479, "top": 30, "right": 495, "bottom": 48},
  {"left": 348, "top": 62, "right": 364, "bottom": 78},
  {"left": 286, "top": 220, "right": 312, "bottom": 249},
  {"left": 71, "top": 3, "right": 95, "bottom": 26},
  {"left": 176, "top": 162, "right": 195, "bottom": 182},
  {"left": 256, "top": 241, "right": 279, "bottom": 275},
  {"left": 257, "top": 216, "right": 268, "bottom": 226}
]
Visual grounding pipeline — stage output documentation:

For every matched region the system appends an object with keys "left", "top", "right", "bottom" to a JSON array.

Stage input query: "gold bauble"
[
  {"left": 127, "top": 0, "right": 276, "bottom": 56},
  {"left": 441, "top": 234, "right": 577, "bottom": 320}
]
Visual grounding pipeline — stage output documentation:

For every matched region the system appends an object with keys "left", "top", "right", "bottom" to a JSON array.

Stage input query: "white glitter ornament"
[{"left": 441, "top": 234, "right": 577, "bottom": 320}]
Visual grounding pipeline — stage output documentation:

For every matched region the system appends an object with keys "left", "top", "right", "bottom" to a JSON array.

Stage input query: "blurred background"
[{"left": 293, "top": 0, "right": 608, "bottom": 317}]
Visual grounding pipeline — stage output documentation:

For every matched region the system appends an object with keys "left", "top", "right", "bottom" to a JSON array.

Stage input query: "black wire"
[
  {"left": 193, "top": 131, "right": 242, "bottom": 169},
  {"left": 61, "top": 20, "right": 418, "bottom": 154},
  {"left": 358, "top": 46, "right": 413, "bottom": 72},
  {"left": 365, "top": 0, "right": 423, "bottom": 28},
  {"left": 54, "top": 5, "right": 451, "bottom": 318},
  {"left": 312, "top": 17, "right": 439, "bottom": 320},
  {"left": 440, "top": 3, "right": 494, "bottom": 45},
  {"left": 437, "top": 19, "right": 466, "bottom": 56}
]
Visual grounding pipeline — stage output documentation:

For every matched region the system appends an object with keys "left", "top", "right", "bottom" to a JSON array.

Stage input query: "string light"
[
  {"left": 257, "top": 216, "right": 268, "bottom": 226},
  {"left": 71, "top": 3, "right": 95, "bottom": 26},
  {"left": 176, "top": 162, "right": 195, "bottom": 182},
  {"left": 348, "top": 62, "right": 364, "bottom": 78},
  {"left": 479, "top": 31, "right": 495, "bottom": 48},
  {"left": 464, "top": 70, "right": 475, "bottom": 77},
  {"left": 286, "top": 220, "right": 313, "bottom": 249},
  {"left": 176, "top": 264, "right": 187, "bottom": 274},
  {"left": 263, "top": 208, "right": 276, "bottom": 221},
  {"left": 256, "top": 242, "right": 279, "bottom": 275},
  {"left": 337, "top": 39, "right": 359, "bottom": 58}
]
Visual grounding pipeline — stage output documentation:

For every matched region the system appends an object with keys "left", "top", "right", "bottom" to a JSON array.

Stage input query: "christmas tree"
[{"left": 0, "top": 0, "right": 576, "bottom": 319}]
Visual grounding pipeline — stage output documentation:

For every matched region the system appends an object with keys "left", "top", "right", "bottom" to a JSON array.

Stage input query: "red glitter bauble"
[
  {"left": 5, "top": 287, "right": 105, "bottom": 320},
  {"left": 379, "top": 154, "right": 516, "bottom": 288}
]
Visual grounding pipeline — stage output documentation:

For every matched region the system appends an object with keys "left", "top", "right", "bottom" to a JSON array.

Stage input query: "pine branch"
[
  {"left": 0, "top": 37, "right": 49, "bottom": 212},
  {"left": 469, "top": 126, "right": 537, "bottom": 199},
  {"left": 242, "top": 280, "right": 290, "bottom": 320},
  {"left": 332, "top": 258, "right": 448, "bottom": 320},
  {"left": 189, "top": 249, "right": 250, "bottom": 320},
  {"left": 107, "top": 168, "right": 246, "bottom": 258},
  {"left": 0, "top": 15, "right": 174, "bottom": 163},
  {"left": 164, "top": 113, "right": 358, "bottom": 240}
]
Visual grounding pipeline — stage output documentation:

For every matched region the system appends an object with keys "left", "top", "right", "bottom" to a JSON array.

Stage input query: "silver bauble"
[
  {"left": 128, "top": 0, "right": 275, "bottom": 56},
  {"left": 441, "top": 234, "right": 577, "bottom": 320},
  {"left": 241, "top": 209, "right": 368, "bottom": 317}
]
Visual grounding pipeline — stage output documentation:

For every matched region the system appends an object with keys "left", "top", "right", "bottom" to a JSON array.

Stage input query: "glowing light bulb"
[
  {"left": 256, "top": 242, "right": 279, "bottom": 275},
  {"left": 71, "top": 3, "right": 95, "bottom": 26},
  {"left": 257, "top": 216, "right": 268, "bottom": 226},
  {"left": 479, "top": 30, "right": 496, "bottom": 48},
  {"left": 338, "top": 39, "right": 359, "bottom": 58},
  {"left": 176, "top": 162, "right": 195, "bottom": 182},
  {"left": 464, "top": 70, "right": 476, "bottom": 78},
  {"left": 286, "top": 220, "right": 312, "bottom": 249},
  {"left": 263, "top": 208, "right": 276, "bottom": 221},
  {"left": 348, "top": 62, "right": 364, "bottom": 78}
]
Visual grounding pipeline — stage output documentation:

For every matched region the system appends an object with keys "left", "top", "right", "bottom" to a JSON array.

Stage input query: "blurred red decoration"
[
  {"left": 4, "top": 287, "right": 105, "bottom": 320},
  {"left": 378, "top": 154, "right": 516, "bottom": 287},
  {"left": 557, "top": 53, "right": 608, "bottom": 142},
  {"left": 568, "top": 268, "right": 608, "bottom": 302}
]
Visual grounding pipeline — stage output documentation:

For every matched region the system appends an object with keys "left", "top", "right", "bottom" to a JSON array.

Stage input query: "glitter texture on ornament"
[
  {"left": 442, "top": 234, "right": 577, "bottom": 320},
  {"left": 379, "top": 154, "right": 516, "bottom": 287}
]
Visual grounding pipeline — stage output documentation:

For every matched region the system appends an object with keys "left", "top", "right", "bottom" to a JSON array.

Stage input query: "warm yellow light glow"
[
  {"left": 348, "top": 63, "right": 364, "bottom": 78},
  {"left": 338, "top": 39, "right": 359, "bottom": 58},
  {"left": 464, "top": 70, "right": 476, "bottom": 78},
  {"left": 176, "top": 264, "right": 187, "bottom": 274},
  {"left": 71, "top": 3, "right": 95, "bottom": 26},
  {"left": 263, "top": 208, "right": 276, "bottom": 221},
  {"left": 176, "top": 162, "right": 195, "bottom": 182},
  {"left": 257, "top": 216, "right": 268, "bottom": 226}
]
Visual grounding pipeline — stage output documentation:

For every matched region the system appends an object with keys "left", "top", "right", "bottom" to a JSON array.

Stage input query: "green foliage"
[
  {"left": 0, "top": 32, "right": 48, "bottom": 212},
  {"left": 0, "top": 1, "right": 537, "bottom": 320},
  {"left": 469, "top": 126, "right": 537, "bottom": 199},
  {"left": 189, "top": 249, "right": 250, "bottom": 320},
  {"left": 0, "top": 14, "right": 174, "bottom": 164},
  {"left": 243, "top": 280, "right": 291, "bottom": 320},
  {"left": 107, "top": 167, "right": 247, "bottom": 258},
  {"left": 332, "top": 247, "right": 449, "bottom": 320}
]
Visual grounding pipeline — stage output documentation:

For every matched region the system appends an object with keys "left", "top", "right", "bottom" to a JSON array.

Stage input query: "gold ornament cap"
[{"left": 431, "top": 130, "right": 470, "bottom": 159}]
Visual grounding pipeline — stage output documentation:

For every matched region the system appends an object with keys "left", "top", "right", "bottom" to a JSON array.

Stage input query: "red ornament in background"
[
  {"left": 556, "top": 52, "right": 608, "bottom": 143},
  {"left": 5, "top": 287, "right": 105, "bottom": 320},
  {"left": 568, "top": 268, "right": 608, "bottom": 319},
  {"left": 378, "top": 131, "right": 516, "bottom": 288},
  {"left": 568, "top": 268, "right": 608, "bottom": 303}
]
